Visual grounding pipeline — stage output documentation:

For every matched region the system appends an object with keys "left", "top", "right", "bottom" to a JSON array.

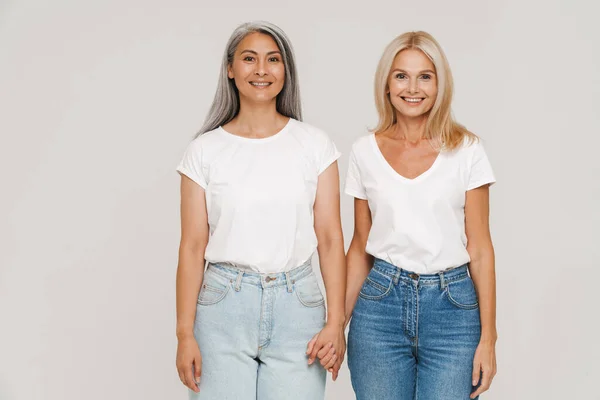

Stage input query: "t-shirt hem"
[
  {"left": 318, "top": 151, "right": 342, "bottom": 175},
  {"left": 176, "top": 166, "right": 207, "bottom": 189},
  {"left": 344, "top": 187, "right": 368, "bottom": 200},
  {"left": 467, "top": 178, "right": 496, "bottom": 191}
]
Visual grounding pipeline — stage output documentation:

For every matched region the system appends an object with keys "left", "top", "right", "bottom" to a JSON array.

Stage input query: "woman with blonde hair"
[
  {"left": 175, "top": 21, "right": 346, "bottom": 399},
  {"left": 344, "top": 31, "right": 497, "bottom": 399}
]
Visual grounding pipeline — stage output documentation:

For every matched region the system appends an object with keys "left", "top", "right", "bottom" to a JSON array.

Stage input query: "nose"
[
  {"left": 409, "top": 79, "right": 418, "bottom": 94},
  {"left": 255, "top": 59, "right": 267, "bottom": 77}
]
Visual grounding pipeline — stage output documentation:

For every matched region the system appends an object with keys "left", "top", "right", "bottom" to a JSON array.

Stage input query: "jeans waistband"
[
  {"left": 207, "top": 260, "right": 313, "bottom": 289},
  {"left": 373, "top": 258, "right": 470, "bottom": 287}
]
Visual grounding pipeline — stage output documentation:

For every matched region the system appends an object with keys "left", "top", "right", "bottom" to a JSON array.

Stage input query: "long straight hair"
[
  {"left": 373, "top": 31, "right": 477, "bottom": 150},
  {"left": 196, "top": 21, "right": 302, "bottom": 137}
]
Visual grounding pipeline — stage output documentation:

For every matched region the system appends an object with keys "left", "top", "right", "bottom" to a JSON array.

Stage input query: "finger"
[
  {"left": 471, "top": 363, "right": 481, "bottom": 387},
  {"left": 470, "top": 368, "right": 491, "bottom": 399},
  {"left": 319, "top": 347, "right": 336, "bottom": 367},
  {"left": 317, "top": 342, "right": 333, "bottom": 359},
  {"left": 185, "top": 363, "right": 199, "bottom": 393},
  {"left": 193, "top": 357, "right": 202, "bottom": 386},
  {"left": 308, "top": 340, "right": 325, "bottom": 364},
  {"left": 329, "top": 356, "right": 342, "bottom": 373},
  {"left": 306, "top": 333, "right": 319, "bottom": 355},
  {"left": 332, "top": 359, "right": 342, "bottom": 381},
  {"left": 177, "top": 369, "right": 186, "bottom": 386},
  {"left": 325, "top": 354, "right": 337, "bottom": 370}
]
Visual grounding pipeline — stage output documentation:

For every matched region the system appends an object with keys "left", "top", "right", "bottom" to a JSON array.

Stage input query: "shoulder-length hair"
[{"left": 373, "top": 31, "right": 477, "bottom": 150}]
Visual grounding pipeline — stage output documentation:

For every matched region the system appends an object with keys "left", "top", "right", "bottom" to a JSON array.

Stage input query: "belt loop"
[
  {"left": 439, "top": 271, "right": 446, "bottom": 290},
  {"left": 285, "top": 271, "right": 293, "bottom": 293},
  {"left": 393, "top": 268, "right": 400, "bottom": 285},
  {"left": 234, "top": 271, "right": 243, "bottom": 292}
]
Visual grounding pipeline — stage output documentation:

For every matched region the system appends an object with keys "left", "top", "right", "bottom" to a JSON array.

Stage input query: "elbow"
[{"left": 467, "top": 242, "right": 494, "bottom": 266}]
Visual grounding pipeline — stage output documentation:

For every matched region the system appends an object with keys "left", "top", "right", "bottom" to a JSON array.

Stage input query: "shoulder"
[
  {"left": 445, "top": 135, "right": 485, "bottom": 159},
  {"left": 350, "top": 133, "right": 374, "bottom": 156},
  {"left": 288, "top": 119, "right": 333, "bottom": 143},
  {"left": 183, "top": 127, "right": 226, "bottom": 153}
]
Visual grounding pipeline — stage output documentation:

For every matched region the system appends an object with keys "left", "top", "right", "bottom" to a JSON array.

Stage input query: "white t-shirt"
[
  {"left": 177, "top": 118, "right": 341, "bottom": 273},
  {"left": 345, "top": 134, "right": 496, "bottom": 274}
]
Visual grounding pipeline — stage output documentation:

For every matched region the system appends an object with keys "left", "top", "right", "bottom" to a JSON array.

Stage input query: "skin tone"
[
  {"left": 344, "top": 48, "right": 497, "bottom": 398},
  {"left": 175, "top": 32, "right": 347, "bottom": 393}
]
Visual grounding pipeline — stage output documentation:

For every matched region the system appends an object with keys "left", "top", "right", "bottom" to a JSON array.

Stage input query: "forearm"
[
  {"left": 344, "top": 242, "right": 373, "bottom": 328},
  {"left": 176, "top": 243, "right": 206, "bottom": 340},
  {"left": 317, "top": 237, "right": 346, "bottom": 327},
  {"left": 469, "top": 245, "right": 497, "bottom": 343}
]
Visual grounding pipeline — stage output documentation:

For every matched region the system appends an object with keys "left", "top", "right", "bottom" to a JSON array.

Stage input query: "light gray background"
[{"left": 1, "top": 0, "right": 598, "bottom": 399}]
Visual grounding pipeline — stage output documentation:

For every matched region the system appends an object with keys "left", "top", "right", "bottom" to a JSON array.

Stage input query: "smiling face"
[
  {"left": 387, "top": 49, "right": 438, "bottom": 121},
  {"left": 227, "top": 32, "right": 285, "bottom": 106}
]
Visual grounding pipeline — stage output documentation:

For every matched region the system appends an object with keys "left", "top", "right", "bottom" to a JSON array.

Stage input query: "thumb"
[
  {"left": 306, "top": 333, "right": 318, "bottom": 355},
  {"left": 472, "top": 362, "right": 481, "bottom": 387},
  {"left": 194, "top": 357, "right": 202, "bottom": 382}
]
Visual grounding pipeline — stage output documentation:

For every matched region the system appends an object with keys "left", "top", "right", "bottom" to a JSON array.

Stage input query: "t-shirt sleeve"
[
  {"left": 176, "top": 140, "right": 207, "bottom": 188},
  {"left": 317, "top": 131, "right": 342, "bottom": 174},
  {"left": 467, "top": 140, "right": 496, "bottom": 191},
  {"left": 344, "top": 148, "right": 368, "bottom": 199}
]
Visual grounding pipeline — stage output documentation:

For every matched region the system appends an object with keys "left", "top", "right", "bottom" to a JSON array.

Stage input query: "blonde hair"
[{"left": 373, "top": 31, "right": 477, "bottom": 150}]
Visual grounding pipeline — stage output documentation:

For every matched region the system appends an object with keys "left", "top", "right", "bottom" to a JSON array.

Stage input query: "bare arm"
[
  {"left": 344, "top": 198, "right": 373, "bottom": 328},
  {"left": 175, "top": 175, "right": 209, "bottom": 392},
  {"left": 313, "top": 161, "right": 346, "bottom": 328},
  {"left": 465, "top": 185, "right": 496, "bottom": 342},
  {"left": 306, "top": 161, "right": 347, "bottom": 380},
  {"left": 465, "top": 184, "right": 497, "bottom": 399}
]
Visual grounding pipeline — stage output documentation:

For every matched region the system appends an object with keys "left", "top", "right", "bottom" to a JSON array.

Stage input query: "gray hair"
[{"left": 196, "top": 21, "right": 302, "bottom": 137}]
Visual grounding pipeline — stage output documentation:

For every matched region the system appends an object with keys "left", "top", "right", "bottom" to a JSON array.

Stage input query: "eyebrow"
[
  {"left": 239, "top": 50, "right": 282, "bottom": 56},
  {"left": 391, "top": 68, "right": 436, "bottom": 74}
]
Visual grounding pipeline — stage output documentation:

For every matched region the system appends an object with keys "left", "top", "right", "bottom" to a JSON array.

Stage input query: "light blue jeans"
[
  {"left": 348, "top": 258, "right": 482, "bottom": 400},
  {"left": 190, "top": 261, "right": 327, "bottom": 400}
]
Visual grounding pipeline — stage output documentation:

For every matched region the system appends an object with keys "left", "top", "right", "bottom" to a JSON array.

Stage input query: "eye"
[
  {"left": 395, "top": 73, "right": 407, "bottom": 79},
  {"left": 420, "top": 74, "right": 432, "bottom": 80},
  {"left": 243, "top": 56, "right": 255, "bottom": 62},
  {"left": 268, "top": 57, "right": 280, "bottom": 62}
]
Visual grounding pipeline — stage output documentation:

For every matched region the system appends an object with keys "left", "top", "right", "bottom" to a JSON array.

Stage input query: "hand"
[
  {"left": 470, "top": 340, "right": 497, "bottom": 399},
  {"left": 306, "top": 322, "right": 346, "bottom": 381},
  {"left": 176, "top": 335, "right": 202, "bottom": 393}
]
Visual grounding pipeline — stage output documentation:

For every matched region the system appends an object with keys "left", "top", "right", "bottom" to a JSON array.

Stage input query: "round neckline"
[
  {"left": 218, "top": 118, "right": 293, "bottom": 143},
  {"left": 370, "top": 133, "right": 443, "bottom": 184}
]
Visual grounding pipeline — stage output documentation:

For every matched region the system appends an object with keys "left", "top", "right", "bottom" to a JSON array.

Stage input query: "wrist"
[
  {"left": 176, "top": 327, "right": 194, "bottom": 340},
  {"left": 480, "top": 332, "right": 498, "bottom": 344},
  {"left": 326, "top": 313, "right": 345, "bottom": 329}
]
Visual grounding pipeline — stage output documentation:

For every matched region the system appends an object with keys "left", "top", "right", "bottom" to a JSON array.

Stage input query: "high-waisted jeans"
[
  {"left": 348, "top": 258, "right": 482, "bottom": 400},
  {"left": 190, "top": 261, "right": 326, "bottom": 400}
]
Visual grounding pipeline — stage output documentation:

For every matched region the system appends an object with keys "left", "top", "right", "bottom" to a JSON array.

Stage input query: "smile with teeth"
[
  {"left": 402, "top": 97, "right": 424, "bottom": 103},
  {"left": 250, "top": 82, "right": 272, "bottom": 87}
]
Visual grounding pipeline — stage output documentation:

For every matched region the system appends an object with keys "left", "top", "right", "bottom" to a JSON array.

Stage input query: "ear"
[{"left": 227, "top": 63, "right": 234, "bottom": 79}]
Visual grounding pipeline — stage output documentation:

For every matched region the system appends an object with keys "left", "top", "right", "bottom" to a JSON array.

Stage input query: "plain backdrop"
[{"left": 1, "top": 0, "right": 599, "bottom": 399}]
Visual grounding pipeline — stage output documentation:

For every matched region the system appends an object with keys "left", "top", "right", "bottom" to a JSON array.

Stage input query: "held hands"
[
  {"left": 306, "top": 322, "right": 346, "bottom": 381},
  {"left": 176, "top": 335, "right": 202, "bottom": 393},
  {"left": 470, "top": 340, "right": 497, "bottom": 399}
]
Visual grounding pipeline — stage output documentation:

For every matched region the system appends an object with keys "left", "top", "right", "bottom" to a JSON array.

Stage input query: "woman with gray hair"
[{"left": 174, "top": 21, "right": 346, "bottom": 399}]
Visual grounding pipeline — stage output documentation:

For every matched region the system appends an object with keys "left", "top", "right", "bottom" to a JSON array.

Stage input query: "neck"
[
  {"left": 392, "top": 114, "right": 428, "bottom": 144},
  {"left": 235, "top": 98, "right": 284, "bottom": 135}
]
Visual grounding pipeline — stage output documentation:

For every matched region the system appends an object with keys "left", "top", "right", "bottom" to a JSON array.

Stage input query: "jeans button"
[{"left": 408, "top": 273, "right": 419, "bottom": 279}]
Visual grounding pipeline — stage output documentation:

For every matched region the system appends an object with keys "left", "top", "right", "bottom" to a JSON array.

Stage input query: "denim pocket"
[
  {"left": 198, "top": 270, "right": 230, "bottom": 306},
  {"left": 295, "top": 272, "right": 325, "bottom": 307},
  {"left": 444, "top": 276, "right": 479, "bottom": 310},
  {"left": 359, "top": 268, "right": 393, "bottom": 300}
]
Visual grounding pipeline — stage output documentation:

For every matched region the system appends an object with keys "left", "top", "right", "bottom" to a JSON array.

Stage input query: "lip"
[
  {"left": 401, "top": 96, "right": 425, "bottom": 105},
  {"left": 249, "top": 81, "right": 273, "bottom": 88}
]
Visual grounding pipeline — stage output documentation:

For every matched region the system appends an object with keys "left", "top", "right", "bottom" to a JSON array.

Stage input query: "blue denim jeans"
[
  {"left": 190, "top": 261, "right": 326, "bottom": 400},
  {"left": 348, "top": 258, "right": 481, "bottom": 400}
]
